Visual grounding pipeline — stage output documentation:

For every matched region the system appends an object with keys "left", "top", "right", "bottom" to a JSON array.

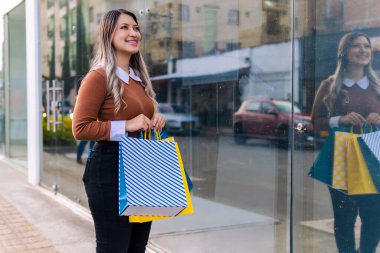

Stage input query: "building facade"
[{"left": 2, "top": 0, "right": 380, "bottom": 252}]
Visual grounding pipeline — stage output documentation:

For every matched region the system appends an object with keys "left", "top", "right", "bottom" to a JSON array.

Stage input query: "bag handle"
[
  {"left": 140, "top": 131, "right": 146, "bottom": 139},
  {"left": 154, "top": 129, "right": 162, "bottom": 141},
  {"left": 139, "top": 129, "right": 162, "bottom": 140},
  {"left": 361, "top": 123, "right": 376, "bottom": 134},
  {"left": 350, "top": 124, "right": 375, "bottom": 134}
]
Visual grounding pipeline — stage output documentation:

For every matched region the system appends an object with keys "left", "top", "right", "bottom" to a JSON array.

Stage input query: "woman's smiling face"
[
  {"left": 346, "top": 36, "right": 372, "bottom": 67},
  {"left": 112, "top": 13, "right": 141, "bottom": 57}
]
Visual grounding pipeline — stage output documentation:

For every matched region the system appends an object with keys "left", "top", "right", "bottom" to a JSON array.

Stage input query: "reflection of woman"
[
  {"left": 76, "top": 140, "right": 95, "bottom": 164},
  {"left": 312, "top": 32, "right": 380, "bottom": 253},
  {"left": 72, "top": 9, "right": 165, "bottom": 252}
]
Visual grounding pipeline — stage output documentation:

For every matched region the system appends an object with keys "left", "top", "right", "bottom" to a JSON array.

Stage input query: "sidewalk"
[
  {"left": 0, "top": 157, "right": 280, "bottom": 253},
  {"left": 0, "top": 158, "right": 94, "bottom": 253},
  {"left": 0, "top": 157, "right": 340, "bottom": 253},
  {"left": 0, "top": 194, "right": 58, "bottom": 253}
]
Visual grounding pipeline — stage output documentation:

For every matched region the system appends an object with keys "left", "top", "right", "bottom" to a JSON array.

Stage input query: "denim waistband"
[{"left": 93, "top": 141, "right": 119, "bottom": 154}]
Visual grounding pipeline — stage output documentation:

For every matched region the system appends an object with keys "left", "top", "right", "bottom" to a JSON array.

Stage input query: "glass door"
[
  {"left": 40, "top": 0, "right": 90, "bottom": 205},
  {"left": 3, "top": 1, "right": 27, "bottom": 169},
  {"left": 34, "top": 0, "right": 347, "bottom": 252}
]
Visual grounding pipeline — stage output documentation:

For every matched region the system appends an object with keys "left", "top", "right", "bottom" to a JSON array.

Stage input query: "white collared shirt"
[
  {"left": 116, "top": 66, "right": 143, "bottom": 84},
  {"left": 329, "top": 76, "right": 370, "bottom": 128},
  {"left": 342, "top": 76, "right": 369, "bottom": 89},
  {"left": 110, "top": 66, "right": 143, "bottom": 141}
]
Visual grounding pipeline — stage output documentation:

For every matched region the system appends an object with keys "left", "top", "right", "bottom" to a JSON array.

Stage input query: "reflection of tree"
[
  {"left": 49, "top": 38, "right": 56, "bottom": 80},
  {"left": 75, "top": 0, "right": 89, "bottom": 76},
  {"left": 61, "top": 5, "right": 71, "bottom": 96}
]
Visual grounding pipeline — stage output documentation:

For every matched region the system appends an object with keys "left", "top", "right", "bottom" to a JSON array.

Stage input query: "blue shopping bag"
[
  {"left": 118, "top": 134, "right": 188, "bottom": 217},
  {"left": 308, "top": 127, "right": 340, "bottom": 185}
]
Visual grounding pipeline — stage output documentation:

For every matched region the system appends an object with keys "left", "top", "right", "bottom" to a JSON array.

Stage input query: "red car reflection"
[{"left": 233, "top": 98, "right": 315, "bottom": 148}]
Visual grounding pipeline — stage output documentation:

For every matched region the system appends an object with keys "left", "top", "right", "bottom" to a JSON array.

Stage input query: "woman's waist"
[
  {"left": 93, "top": 141, "right": 119, "bottom": 154},
  {"left": 92, "top": 133, "right": 141, "bottom": 153}
]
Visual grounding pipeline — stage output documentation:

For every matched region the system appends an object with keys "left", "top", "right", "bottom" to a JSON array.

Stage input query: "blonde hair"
[
  {"left": 90, "top": 9, "right": 156, "bottom": 113},
  {"left": 324, "top": 32, "right": 380, "bottom": 116}
]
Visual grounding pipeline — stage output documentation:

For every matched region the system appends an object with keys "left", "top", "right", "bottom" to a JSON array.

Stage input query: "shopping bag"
[
  {"left": 331, "top": 131, "right": 350, "bottom": 190},
  {"left": 130, "top": 143, "right": 194, "bottom": 223},
  {"left": 118, "top": 133, "right": 188, "bottom": 217},
  {"left": 357, "top": 130, "right": 380, "bottom": 192},
  {"left": 346, "top": 135, "right": 377, "bottom": 195},
  {"left": 147, "top": 130, "right": 193, "bottom": 192},
  {"left": 129, "top": 131, "right": 194, "bottom": 223},
  {"left": 308, "top": 127, "right": 340, "bottom": 185},
  {"left": 159, "top": 131, "right": 194, "bottom": 192}
]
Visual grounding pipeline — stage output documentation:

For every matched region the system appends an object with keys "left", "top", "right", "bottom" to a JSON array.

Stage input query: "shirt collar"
[
  {"left": 116, "top": 66, "right": 142, "bottom": 84},
  {"left": 343, "top": 76, "right": 369, "bottom": 89}
]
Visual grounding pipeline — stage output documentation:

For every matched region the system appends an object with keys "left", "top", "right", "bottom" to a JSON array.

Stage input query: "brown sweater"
[
  {"left": 72, "top": 68, "right": 155, "bottom": 141},
  {"left": 311, "top": 77, "right": 380, "bottom": 135}
]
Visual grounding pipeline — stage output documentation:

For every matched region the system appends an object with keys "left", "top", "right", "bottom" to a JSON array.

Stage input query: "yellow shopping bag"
[
  {"left": 332, "top": 131, "right": 350, "bottom": 190},
  {"left": 346, "top": 135, "right": 377, "bottom": 195},
  {"left": 129, "top": 132, "right": 194, "bottom": 223}
]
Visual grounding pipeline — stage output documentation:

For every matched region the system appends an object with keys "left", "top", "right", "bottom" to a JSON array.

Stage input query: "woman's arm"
[
  {"left": 72, "top": 70, "right": 111, "bottom": 141},
  {"left": 311, "top": 80, "right": 332, "bottom": 136}
]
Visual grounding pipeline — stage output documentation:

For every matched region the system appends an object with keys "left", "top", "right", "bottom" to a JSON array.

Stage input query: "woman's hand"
[
  {"left": 366, "top": 112, "right": 380, "bottom": 126},
  {"left": 151, "top": 113, "right": 166, "bottom": 130},
  {"left": 125, "top": 114, "right": 152, "bottom": 132},
  {"left": 339, "top": 112, "right": 366, "bottom": 126}
]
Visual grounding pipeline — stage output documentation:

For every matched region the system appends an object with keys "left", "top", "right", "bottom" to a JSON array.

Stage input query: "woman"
[
  {"left": 72, "top": 9, "right": 165, "bottom": 253},
  {"left": 312, "top": 32, "right": 380, "bottom": 253}
]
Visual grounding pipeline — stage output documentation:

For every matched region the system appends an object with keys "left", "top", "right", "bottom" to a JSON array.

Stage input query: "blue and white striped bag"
[{"left": 118, "top": 135, "right": 188, "bottom": 217}]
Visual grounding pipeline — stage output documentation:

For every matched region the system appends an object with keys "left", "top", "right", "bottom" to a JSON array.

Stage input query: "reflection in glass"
[
  {"left": 294, "top": 1, "right": 380, "bottom": 252},
  {"left": 311, "top": 32, "right": 380, "bottom": 253},
  {"left": 40, "top": 0, "right": 294, "bottom": 251},
  {"left": 6, "top": 2, "right": 27, "bottom": 166}
]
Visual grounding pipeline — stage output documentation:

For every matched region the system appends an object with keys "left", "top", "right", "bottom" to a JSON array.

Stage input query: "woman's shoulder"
[
  {"left": 317, "top": 76, "right": 334, "bottom": 93},
  {"left": 81, "top": 68, "right": 107, "bottom": 86},
  {"left": 85, "top": 67, "right": 106, "bottom": 81},
  {"left": 79, "top": 68, "right": 108, "bottom": 94},
  {"left": 321, "top": 76, "right": 334, "bottom": 87}
]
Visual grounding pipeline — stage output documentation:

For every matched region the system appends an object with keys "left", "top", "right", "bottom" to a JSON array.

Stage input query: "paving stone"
[{"left": 0, "top": 195, "right": 58, "bottom": 253}]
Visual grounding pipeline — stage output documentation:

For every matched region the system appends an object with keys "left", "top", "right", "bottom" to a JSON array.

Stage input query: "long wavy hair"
[
  {"left": 90, "top": 9, "right": 156, "bottom": 113},
  {"left": 323, "top": 32, "right": 380, "bottom": 116}
]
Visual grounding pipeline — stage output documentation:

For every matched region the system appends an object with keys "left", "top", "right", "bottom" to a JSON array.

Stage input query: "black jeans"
[
  {"left": 329, "top": 188, "right": 380, "bottom": 253},
  {"left": 83, "top": 141, "right": 152, "bottom": 253}
]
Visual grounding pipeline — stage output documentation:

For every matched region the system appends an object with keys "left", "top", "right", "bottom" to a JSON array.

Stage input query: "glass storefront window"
[
  {"left": 294, "top": 1, "right": 380, "bottom": 253},
  {"left": 35, "top": 0, "right": 380, "bottom": 252},
  {"left": 2, "top": 2, "right": 27, "bottom": 167},
  {"left": 38, "top": 0, "right": 292, "bottom": 251}
]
